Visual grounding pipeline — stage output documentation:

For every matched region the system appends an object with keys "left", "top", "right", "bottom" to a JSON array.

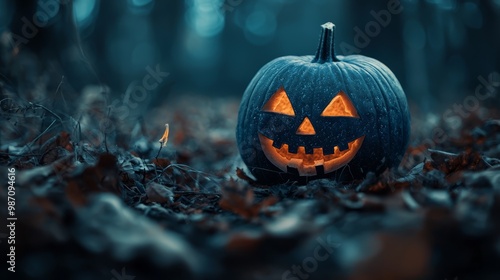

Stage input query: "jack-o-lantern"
[{"left": 237, "top": 23, "right": 410, "bottom": 184}]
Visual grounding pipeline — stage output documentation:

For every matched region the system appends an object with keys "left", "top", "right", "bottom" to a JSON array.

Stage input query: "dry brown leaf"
[
  {"left": 219, "top": 180, "right": 277, "bottom": 219},
  {"left": 236, "top": 167, "right": 256, "bottom": 184},
  {"left": 146, "top": 182, "right": 174, "bottom": 204},
  {"left": 65, "top": 153, "right": 120, "bottom": 207}
]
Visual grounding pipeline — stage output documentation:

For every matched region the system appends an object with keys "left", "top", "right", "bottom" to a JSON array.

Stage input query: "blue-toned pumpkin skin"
[{"left": 237, "top": 23, "right": 410, "bottom": 184}]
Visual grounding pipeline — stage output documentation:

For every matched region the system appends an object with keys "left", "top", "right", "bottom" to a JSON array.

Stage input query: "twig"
[
  {"left": 7, "top": 119, "right": 57, "bottom": 165},
  {"left": 27, "top": 119, "right": 57, "bottom": 150},
  {"left": 155, "top": 144, "right": 163, "bottom": 159},
  {"left": 55, "top": 75, "right": 67, "bottom": 108},
  {"left": 30, "top": 102, "right": 63, "bottom": 124},
  {"left": 103, "top": 107, "right": 111, "bottom": 153}
]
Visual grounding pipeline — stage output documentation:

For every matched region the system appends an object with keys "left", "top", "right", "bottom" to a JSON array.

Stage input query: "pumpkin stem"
[{"left": 312, "top": 22, "right": 339, "bottom": 63}]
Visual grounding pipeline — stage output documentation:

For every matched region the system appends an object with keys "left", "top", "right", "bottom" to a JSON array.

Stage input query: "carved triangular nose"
[{"left": 296, "top": 117, "right": 316, "bottom": 135}]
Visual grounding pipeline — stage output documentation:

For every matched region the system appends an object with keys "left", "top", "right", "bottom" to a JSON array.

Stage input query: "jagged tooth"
[
  {"left": 333, "top": 146, "right": 340, "bottom": 156},
  {"left": 338, "top": 142, "right": 349, "bottom": 152},
  {"left": 297, "top": 146, "right": 306, "bottom": 157},
  {"left": 313, "top": 147, "right": 323, "bottom": 157}
]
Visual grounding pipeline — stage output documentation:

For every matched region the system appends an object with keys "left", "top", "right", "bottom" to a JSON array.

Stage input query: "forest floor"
[{"left": 1, "top": 85, "right": 500, "bottom": 280}]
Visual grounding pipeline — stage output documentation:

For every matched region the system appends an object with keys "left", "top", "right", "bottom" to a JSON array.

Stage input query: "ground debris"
[{"left": 2, "top": 97, "right": 500, "bottom": 280}]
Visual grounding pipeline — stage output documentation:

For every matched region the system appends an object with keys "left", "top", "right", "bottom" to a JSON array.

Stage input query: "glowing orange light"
[
  {"left": 259, "top": 88, "right": 363, "bottom": 176},
  {"left": 262, "top": 86, "right": 295, "bottom": 116},
  {"left": 321, "top": 91, "right": 359, "bottom": 118},
  {"left": 259, "top": 134, "right": 365, "bottom": 176},
  {"left": 296, "top": 117, "right": 316, "bottom": 135}
]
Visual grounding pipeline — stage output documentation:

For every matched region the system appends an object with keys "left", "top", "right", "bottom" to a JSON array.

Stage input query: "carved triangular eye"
[
  {"left": 296, "top": 117, "right": 316, "bottom": 135},
  {"left": 321, "top": 91, "right": 359, "bottom": 117},
  {"left": 262, "top": 86, "right": 295, "bottom": 116}
]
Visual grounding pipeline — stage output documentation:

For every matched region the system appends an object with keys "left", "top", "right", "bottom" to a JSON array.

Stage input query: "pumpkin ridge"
[
  {"left": 349, "top": 59, "right": 409, "bottom": 161},
  {"left": 340, "top": 61, "right": 385, "bottom": 164},
  {"left": 352, "top": 59, "right": 410, "bottom": 152},
  {"left": 333, "top": 61, "right": 349, "bottom": 95},
  {"left": 286, "top": 64, "right": 317, "bottom": 144},
  {"left": 349, "top": 60, "right": 401, "bottom": 163},
  {"left": 237, "top": 60, "right": 282, "bottom": 142},
  {"left": 372, "top": 64, "right": 410, "bottom": 161},
  {"left": 364, "top": 65, "right": 394, "bottom": 159}
]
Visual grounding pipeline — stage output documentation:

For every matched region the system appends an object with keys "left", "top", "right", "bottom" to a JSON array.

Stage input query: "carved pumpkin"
[{"left": 237, "top": 22, "right": 410, "bottom": 184}]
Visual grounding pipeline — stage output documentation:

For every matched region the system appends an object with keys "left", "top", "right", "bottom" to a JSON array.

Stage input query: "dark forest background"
[{"left": 1, "top": 0, "right": 499, "bottom": 115}]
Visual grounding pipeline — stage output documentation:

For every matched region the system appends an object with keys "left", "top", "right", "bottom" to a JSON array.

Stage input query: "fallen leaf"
[{"left": 146, "top": 182, "right": 174, "bottom": 204}]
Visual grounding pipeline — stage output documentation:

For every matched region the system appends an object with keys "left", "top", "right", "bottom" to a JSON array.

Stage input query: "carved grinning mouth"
[{"left": 258, "top": 134, "right": 365, "bottom": 176}]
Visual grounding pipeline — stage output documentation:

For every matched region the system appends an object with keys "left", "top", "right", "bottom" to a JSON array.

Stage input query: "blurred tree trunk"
[{"left": 5, "top": 0, "right": 87, "bottom": 109}]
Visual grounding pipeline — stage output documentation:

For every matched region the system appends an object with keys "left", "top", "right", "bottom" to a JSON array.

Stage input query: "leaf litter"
[{"left": 1, "top": 90, "right": 500, "bottom": 279}]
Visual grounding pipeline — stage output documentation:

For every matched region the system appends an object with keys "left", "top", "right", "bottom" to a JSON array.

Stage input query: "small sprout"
[
  {"left": 156, "top": 123, "right": 169, "bottom": 159},
  {"left": 159, "top": 123, "right": 169, "bottom": 147}
]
